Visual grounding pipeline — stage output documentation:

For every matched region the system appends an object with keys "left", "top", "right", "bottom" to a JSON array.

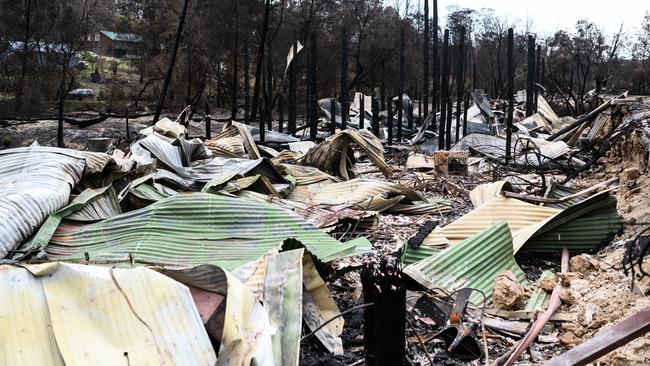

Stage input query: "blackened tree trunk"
[
  {"left": 16, "top": 0, "right": 31, "bottom": 112},
  {"left": 230, "top": 0, "right": 240, "bottom": 120},
  {"left": 526, "top": 35, "right": 536, "bottom": 117},
  {"left": 506, "top": 28, "right": 514, "bottom": 164},
  {"left": 397, "top": 28, "right": 405, "bottom": 141},
  {"left": 250, "top": 0, "right": 271, "bottom": 123},
  {"left": 309, "top": 31, "right": 318, "bottom": 140},
  {"left": 455, "top": 27, "right": 465, "bottom": 142},
  {"left": 423, "top": 0, "right": 429, "bottom": 119},
  {"left": 431, "top": 0, "right": 439, "bottom": 130},
  {"left": 288, "top": 32, "right": 297, "bottom": 133},
  {"left": 438, "top": 29, "right": 449, "bottom": 149},
  {"left": 340, "top": 28, "right": 349, "bottom": 130},
  {"left": 244, "top": 42, "right": 250, "bottom": 123},
  {"left": 153, "top": 0, "right": 191, "bottom": 124}
]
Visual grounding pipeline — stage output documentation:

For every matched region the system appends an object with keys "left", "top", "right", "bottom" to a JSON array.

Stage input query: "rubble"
[{"left": 1, "top": 88, "right": 650, "bottom": 365}]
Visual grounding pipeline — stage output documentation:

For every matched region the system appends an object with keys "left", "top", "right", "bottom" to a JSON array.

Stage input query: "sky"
[{"left": 433, "top": 0, "right": 649, "bottom": 36}]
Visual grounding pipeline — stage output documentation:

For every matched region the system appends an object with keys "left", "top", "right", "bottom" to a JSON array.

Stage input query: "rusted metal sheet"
[{"left": 546, "top": 306, "right": 650, "bottom": 366}]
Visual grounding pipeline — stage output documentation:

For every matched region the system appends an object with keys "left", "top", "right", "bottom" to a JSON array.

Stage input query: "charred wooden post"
[
  {"left": 278, "top": 91, "right": 284, "bottom": 133},
  {"left": 205, "top": 102, "right": 211, "bottom": 139},
  {"left": 372, "top": 97, "right": 380, "bottom": 136},
  {"left": 506, "top": 28, "right": 515, "bottom": 164},
  {"left": 341, "top": 28, "right": 349, "bottom": 130},
  {"left": 359, "top": 93, "right": 365, "bottom": 130},
  {"left": 153, "top": 0, "right": 190, "bottom": 123},
  {"left": 288, "top": 33, "right": 297, "bottom": 133},
  {"left": 423, "top": 0, "right": 430, "bottom": 120},
  {"left": 525, "top": 35, "right": 536, "bottom": 117},
  {"left": 398, "top": 28, "right": 405, "bottom": 141},
  {"left": 418, "top": 90, "right": 422, "bottom": 122},
  {"left": 463, "top": 92, "right": 470, "bottom": 137},
  {"left": 330, "top": 97, "right": 336, "bottom": 134},
  {"left": 244, "top": 42, "right": 251, "bottom": 123},
  {"left": 362, "top": 257, "right": 406, "bottom": 366},
  {"left": 387, "top": 96, "right": 393, "bottom": 145},
  {"left": 431, "top": 0, "right": 439, "bottom": 130},
  {"left": 408, "top": 98, "right": 414, "bottom": 130},
  {"left": 125, "top": 105, "right": 130, "bottom": 140},
  {"left": 305, "top": 48, "right": 311, "bottom": 135},
  {"left": 455, "top": 27, "right": 465, "bottom": 142},
  {"left": 541, "top": 56, "right": 546, "bottom": 90},
  {"left": 445, "top": 96, "right": 452, "bottom": 150},
  {"left": 439, "top": 29, "right": 450, "bottom": 149},
  {"left": 309, "top": 31, "right": 318, "bottom": 140},
  {"left": 380, "top": 66, "right": 386, "bottom": 111},
  {"left": 266, "top": 43, "right": 273, "bottom": 130},
  {"left": 535, "top": 44, "right": 541, "bottom": 111},
  {"left": 371, "top": 46, "right": 379, "bottom": 136}
]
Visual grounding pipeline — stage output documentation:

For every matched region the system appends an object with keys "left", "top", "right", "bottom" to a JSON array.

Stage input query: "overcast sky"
[{"left": 433, "top": 0, "right": 649, "bottom": 36}]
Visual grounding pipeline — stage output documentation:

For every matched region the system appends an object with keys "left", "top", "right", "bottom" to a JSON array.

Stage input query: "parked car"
[{"left": 69, "top": 88, "right": 95, "bottom": 100}]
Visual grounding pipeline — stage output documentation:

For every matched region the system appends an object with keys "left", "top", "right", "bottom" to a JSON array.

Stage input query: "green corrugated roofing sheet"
[
  {"left": 400, "top": 244, "right": 440, "bottom": 266},
  {"left": 36, "top": 193, "right": 367, "bottom": 270},
  {"left": 523, "top": 191, "right": 623, "bottom": 253},
  {"left": 403, "top": 222, "right": 527, "bottom": 305},
  {"left": 100, "top": 30, "right": 143, "bottom": 42}
]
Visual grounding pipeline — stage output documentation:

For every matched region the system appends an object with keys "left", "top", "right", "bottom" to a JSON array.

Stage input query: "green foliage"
[{"left": 1, "top": 135, "right": 12, "bottom": 147}]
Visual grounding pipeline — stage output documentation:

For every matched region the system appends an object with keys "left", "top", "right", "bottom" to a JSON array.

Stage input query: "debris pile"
[{"left": 1, "top": 93, "right": 650, "bottom": 365}]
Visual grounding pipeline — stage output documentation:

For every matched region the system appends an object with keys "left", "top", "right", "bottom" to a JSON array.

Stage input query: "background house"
[{"left": 98, "top": 31, "right": 143, "bottom": 58}]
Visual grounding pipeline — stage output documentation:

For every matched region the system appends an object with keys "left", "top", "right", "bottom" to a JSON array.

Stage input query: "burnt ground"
[{"left": 2, "top": 112, "right": 649, "bottom": 365}]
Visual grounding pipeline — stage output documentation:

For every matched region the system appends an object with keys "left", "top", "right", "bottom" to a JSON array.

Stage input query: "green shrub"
[{"left": 1, "top": 135, "right": 12, "bottom": 147}]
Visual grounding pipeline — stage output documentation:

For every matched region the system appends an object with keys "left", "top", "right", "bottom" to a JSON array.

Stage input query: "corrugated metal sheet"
[
  {"left": 66, "top": 186, "right": 121, "bottom": 221},
  {"left": 0, "top": 262, "right": 216, "bottom": 365},
  {"left": 424, "top": 192, "right": 622, "bottom": 254},
  {"left": 0, "top": 144, "right": 132, "bottom": 258},
  {"left": 302, "top": 129, "right": 393, "bottom": 180},
  {"left": 237, "top": 190, "right": 377, "bottom": 230},
  {"left": 401, "top": 244, "right": 441, "bottom": 266},
  {"left": 524, "top": 271, "right": 553, "bottom": 312},
  {"left": 545, "top": 184, "right": 583, "bottom": 209},
  {"left": 521, "top": 191, "right": 623, "bottom": 253},
  {"left": 469, "top": 180, "right": 512, "bottom": 208},
  {"left": 136, "top": 134, "right": 286, "bottom": 186},
  {"left": 287, "top": 178, "right": 445, "bottom": 214},
  {"left": 587, "top": 111, "right": 611, "bottom": 140},
  {"left": 31, "top": 193, "right": 361, "bottom": 270},
  {"left": 404, "top": 222, "right": 527, "bottom": 305},
  {"left": 277, "top": 164, "right": 341, "bottom": 185},
  {"left": 423, "top": 196, "right": 559, "bottom": 248}
]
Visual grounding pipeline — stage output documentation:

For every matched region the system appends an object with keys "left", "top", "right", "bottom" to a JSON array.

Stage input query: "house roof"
[{"left": 100, "top": 30, "right": 143, "bottom": 43}]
